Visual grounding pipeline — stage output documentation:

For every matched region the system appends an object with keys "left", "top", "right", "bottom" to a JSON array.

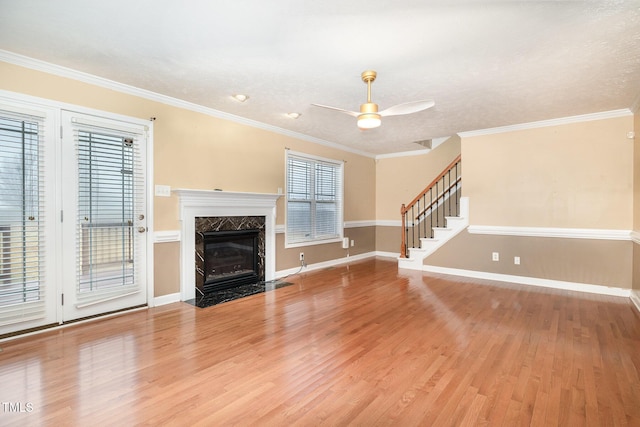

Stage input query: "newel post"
[{"left": 400, "top": 204, "right": 407, "bottom": 258}]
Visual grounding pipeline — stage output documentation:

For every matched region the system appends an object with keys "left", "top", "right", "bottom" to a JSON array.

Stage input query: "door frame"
[
  {"left": 59, "top": 109, "right": 154, "bottom": 320},
  {"left": 0, "top": 90, "right": 155, "bottom": 334}
]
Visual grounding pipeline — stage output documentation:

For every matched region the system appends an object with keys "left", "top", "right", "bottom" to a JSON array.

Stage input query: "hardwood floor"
[{"left": 1, "top": 258, "right": 639, "bottom": 426}]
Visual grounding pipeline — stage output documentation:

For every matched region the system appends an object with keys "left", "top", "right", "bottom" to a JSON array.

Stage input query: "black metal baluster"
[
  {"left": 435, "top": 180, "right": 439, "bottom": 228},
  {"left": 447, "top": 168, "right": 451, "bottom": 217},
  {"left": 455, "top": 162, "right": 459, "bottom": 216},
  {"left": 411, "top": 205, "right": 415, "bottom": 249},
  {"left": 416, "top": 198, "right": 421, "bottom": 243},
  {"left": 429, "top": 187, "right": 434, "bottom": 238}
]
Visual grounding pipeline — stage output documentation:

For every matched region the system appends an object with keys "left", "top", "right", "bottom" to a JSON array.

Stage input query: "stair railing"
[{"left": 400, "top": 155, "right": 461, "bottom": 258}]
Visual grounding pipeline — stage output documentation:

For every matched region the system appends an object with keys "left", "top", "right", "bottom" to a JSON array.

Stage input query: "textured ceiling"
[{"left": 1, "top": 0, "right": 639, "bottom": 155}]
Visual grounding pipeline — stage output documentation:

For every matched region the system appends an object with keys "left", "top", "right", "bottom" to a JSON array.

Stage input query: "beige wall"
[
  {"left": 0, "top": 61, "right": 376, "bottom": 297},
  {"left": 424, "top": 116, "right": 637, "bottom": 290},
  {"left": 426, "top": 231, "right": 633, "bottom": 289},
  {"left": 276, "top": 226, "right": 375, "bottom": 270},
  {"left": 375, "top": 135, "right": 461, "bottom": 221},
  {"left": 462, "top": 116, "right": 634, "bottom": 229},
  {"left": 154, "top": 242, "right": 181, "bottom": 297},
  {"left": 375, "top": 226, "right": 402, "bottom": 254}
]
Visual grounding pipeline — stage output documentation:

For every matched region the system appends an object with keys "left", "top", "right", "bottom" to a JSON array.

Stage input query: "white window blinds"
[
  {"left": 73, "top": 120, "right": 145, "bottom": 302},
  {"left": 286, "top": 151, "right": 343, "bottom": 246},
  {"left": 0, "top": 108, "right": 48, "bottom": 326}
]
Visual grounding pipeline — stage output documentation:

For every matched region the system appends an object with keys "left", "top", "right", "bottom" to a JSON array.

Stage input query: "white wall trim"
[
  {"left": 458, "top": 109, "right": 632, "bottom": 138},
  {"left": 468, "top": 225, "right": 632, "bottom": 241},
  {"left": 154, "top": 230, "right": 181, "bottom": 243},
  {"left": 276, "top": 252, "right": 377, "bottom": 278},
  {"left": 0, "top": 50, "right": 376, "bottom": 159},
  {"left": 275, "top": 220, "right": 380, "bottom": 234},
  {"left": 345, "top": 220, "right": 377, "bottom": 228},
  {"left": 153, "top": 293, "right": 181, "bottom": 307},
  {"left": 631, "top": 231, "right": 640, "bottom": 244},
  {"left": 631, "top": 290, "right": 640, "bottom": 314},
  {"left": 376, "top": 220, "right": 403, "bottom": 227},
  {"left": 375, "top": 251, "right": 401, "bottom": 259},
  {"left": 422, "top": 265, "right": 631, "bottom": 298}
]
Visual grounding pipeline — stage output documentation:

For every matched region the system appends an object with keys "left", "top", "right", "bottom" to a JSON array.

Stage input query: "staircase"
[{"left": 398, "top": 155, "right": 468, "bottom": 270}]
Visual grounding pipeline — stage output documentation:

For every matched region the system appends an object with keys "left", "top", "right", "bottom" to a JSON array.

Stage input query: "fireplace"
[
  {"left": 174, "top": 189, "right": 281, "bottom": 302},
  {"left": 194, "top": 215, "right": 266, "bottom": 295},
  {"left": 202, "top": 229, "right": 259, "bottom": 292}
]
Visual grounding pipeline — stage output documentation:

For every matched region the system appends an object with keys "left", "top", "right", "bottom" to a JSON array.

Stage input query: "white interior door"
[{"left": 60, "top": 111, "right": 148, "bottom": 321}]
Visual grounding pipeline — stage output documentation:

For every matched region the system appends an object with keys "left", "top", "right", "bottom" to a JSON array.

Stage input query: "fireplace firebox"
[{"left": 202, "top": 229, "right": 259, "bottom": 292}]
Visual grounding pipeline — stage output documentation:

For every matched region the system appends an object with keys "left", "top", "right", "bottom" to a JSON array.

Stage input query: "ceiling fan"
[{"left": 312, "top": 70, "right": 435, "bottom": 129}]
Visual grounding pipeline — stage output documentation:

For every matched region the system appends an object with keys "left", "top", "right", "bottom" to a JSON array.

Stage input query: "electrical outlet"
[
  {"left": 492, "top": 252, "right": 499, "bottom": 261},
  {"left": 350, "top": 239, "right": 354, "bottom": 247},
  {"left": 299, "top": 252, "right": 304, "bottom": 261},
  {"left": 514, "top": 256, "right": 520, "bottom": 265}
]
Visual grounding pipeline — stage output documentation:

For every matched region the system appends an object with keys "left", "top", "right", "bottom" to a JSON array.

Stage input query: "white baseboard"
[
  {"left": 276, "top": 252, "right": 378, "bottom": 278},
  {"left": 631, "top": 290, "right": 640, "bottom": 313},
  {"left": 422, "top": 265, "right": 631, "bottom": 298},
  {"left": 374, "top": 251, "right": 400, "bottom": 259},
  {"left": 153, "top": 292, "right": 181, "bottom": 306}
]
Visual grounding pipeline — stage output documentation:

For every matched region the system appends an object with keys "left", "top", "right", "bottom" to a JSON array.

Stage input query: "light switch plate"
[{"left": 155, "top": 185, "right": 171, "bottom": 197}]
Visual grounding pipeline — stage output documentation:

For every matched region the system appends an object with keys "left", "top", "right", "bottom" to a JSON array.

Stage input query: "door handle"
[{"left": 138, "top": 227, "right": 147, "bottom": 233}]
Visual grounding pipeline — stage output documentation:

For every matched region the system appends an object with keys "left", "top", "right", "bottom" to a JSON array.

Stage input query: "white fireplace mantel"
[{"left": 173, "top": 189, "right": 281, "bottom": 301}]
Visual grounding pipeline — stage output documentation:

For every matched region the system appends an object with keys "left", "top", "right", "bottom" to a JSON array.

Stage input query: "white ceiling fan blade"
[
  {"left": 379, "top": 100, "right": 435, "bottom": 117},
  {"left": 312, "top": 103, "right": 360, "bottom": 118}
]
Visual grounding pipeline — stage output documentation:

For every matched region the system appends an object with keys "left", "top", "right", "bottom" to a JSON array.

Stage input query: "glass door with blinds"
[
  {"left": 60, "top": 111, "right": 148, "bottom": 321},
  {"left": 0, "top": 102, "right": 57, "bottom": 335}
]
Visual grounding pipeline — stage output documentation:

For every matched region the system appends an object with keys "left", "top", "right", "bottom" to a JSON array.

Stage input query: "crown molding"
[
  {"left": 0, "top": 49, "right": 377, "bottom": 159},
  {"left": 458, "top": 109, "right": 633, "bottom": 138}
]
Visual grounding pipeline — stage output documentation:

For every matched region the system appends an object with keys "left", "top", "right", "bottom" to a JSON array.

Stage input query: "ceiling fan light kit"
[
  {"left": 357, "top": 101, "right": 381, "bottom": 129},
  {"left": 313, "top": 70, "right": 434, "bottom": 130},
  {"left": 357, "top": 113, "right": 381, "bottom": 129}
]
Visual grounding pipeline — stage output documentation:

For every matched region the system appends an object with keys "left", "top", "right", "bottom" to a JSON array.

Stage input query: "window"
[
  {"left": 285, "top": 151, "right": 343, "bottom": 246},
  {"left": 76, "top": 130, "right": 136, "bottom": 294},
  {"left": 0, "top": 103, "right": 56, "bottom": 330}
]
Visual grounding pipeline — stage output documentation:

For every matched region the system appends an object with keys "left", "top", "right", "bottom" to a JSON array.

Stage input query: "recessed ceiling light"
[
  {"left": 232, "top": 94, "right": 249, "bottom": 102},
  {"left": 286, "top": 112, "right": 301, "bottom": 119}
]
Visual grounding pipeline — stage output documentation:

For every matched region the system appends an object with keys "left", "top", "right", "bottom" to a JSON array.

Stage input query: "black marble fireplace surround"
[{"left": 195, "top": 216, "right": 266, "bottom": 294}]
